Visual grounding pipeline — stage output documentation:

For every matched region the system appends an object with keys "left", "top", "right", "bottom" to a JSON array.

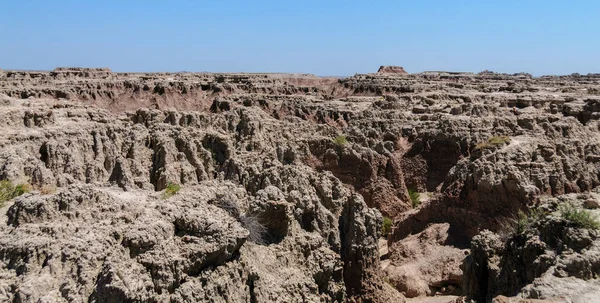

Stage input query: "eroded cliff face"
[
  {"left": 0, "top": 67, "right": 600, "bottom": 302},
  {"left": 462, "top": 193, "right": 600, "bottom": 303}
]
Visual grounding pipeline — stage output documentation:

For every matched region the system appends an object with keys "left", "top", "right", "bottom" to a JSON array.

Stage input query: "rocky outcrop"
[
  {"left": 1, "top": 184, "right": 249, "bottom": 302},
  {"left": 0, "top": 178, "right": 365, "bottom": 302},
  {"left": 0, "top": 71, "right": 341, "bottom": 112},
  {"left": 386, "top": 223, "right": 466, "bottom": 298},
  {"left": 462, "top": 193, "right": 600, "bottom": 303},
  {"left": 341, "top": 194, "right": 404, "bottom": 302},
  {"left": 307, "top": 140, "right": 412, "bottom": 218},
  {"left": 377, "top": 66, "right": 409, "bottom": 75},
  {"left": 0, "top": 94, "right": 398, "bottom": 302},
  {"left": 50, "top": 67, "right": 113, "bottom": 78},
  {"left": 1, "top": 66, "right": 600, "bottom": 302}
]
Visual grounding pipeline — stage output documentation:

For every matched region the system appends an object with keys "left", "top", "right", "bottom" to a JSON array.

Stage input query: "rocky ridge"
[{"left": 0, "top": 67, "right": 599, "bottom": 302}]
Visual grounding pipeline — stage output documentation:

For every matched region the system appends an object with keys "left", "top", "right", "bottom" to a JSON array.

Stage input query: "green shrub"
[
  {"left": 382, "top": 217, "right": 393, "bottom": 237},
  {"left": 513, "top": 210, "right": 528, "bottom": 234},
  {"left": 475, "top": 136, "right": 511, "bottom": 151},
  {"left": 162, "top": 182, "right": 181, "bottom": 199},
  {"left": 560, "top": 205, "right": 600, "bottom": 230},
  {"left": 0, "top": 180, "right": 31, "bottom": 207},
  {"left": 514, "top": 209, "right": 545, "bottom": 234},
  {"left": 499, "top": 208, "right": 547, "bottom": 237},
  {"left": 334, "top": 135, "right": 348, "bottom": 146},
  {"left": 0, "top": 181, "right": 13, "bottom": 205},
  {"left": 408, "top": 189, "right": 420, "bottom": 208},
  {"left": 14, "top": 183, "right": 32, "bottom": 196}
]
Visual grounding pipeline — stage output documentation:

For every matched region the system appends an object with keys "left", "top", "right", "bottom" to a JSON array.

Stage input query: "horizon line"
[{"left": 2, "top": 66, "right": 598, "bottom": 78}]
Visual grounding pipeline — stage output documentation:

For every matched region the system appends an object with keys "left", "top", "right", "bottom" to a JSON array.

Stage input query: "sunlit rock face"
[{"left": 1, "top": 67, "right": 600, "bottom": 302}]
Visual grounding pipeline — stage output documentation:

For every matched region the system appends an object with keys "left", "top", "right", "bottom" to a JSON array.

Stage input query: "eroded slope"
[{"left": 1, "top": 67, "right": 600, "bottom": 302}]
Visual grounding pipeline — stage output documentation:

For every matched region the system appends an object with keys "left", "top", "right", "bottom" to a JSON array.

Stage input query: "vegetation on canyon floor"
[
  {"left": 408, "top": 189, "right": 421, "bottom": 208},
  {"left": 382, "top": 216, "right": 393, "bottom": 237}
]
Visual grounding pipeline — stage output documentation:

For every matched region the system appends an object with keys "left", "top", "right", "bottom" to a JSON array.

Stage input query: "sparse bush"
[
  {"left": 500, "top": 208, "right": 547, "bottom": 236},
  {"left": 211, "top": 195, "right": 269, "bottom": 244},
  {"left": 0, "top": 180, "right": 31, "bottom": 207},
  {"left": 408, "top": 189, "right": 421, "bottom": 208},
  {"left": 560, "top": 205, "right": 600, "bottom": 230},
  {"left": 381, "top": 217, "right": 393, "bottom": 237},
  {"left": 334, "top": 135, "right": 348, "bottom": 146},
  {"left": 0, "top": 181, "right": 13, "bottom": 205},
  {"left": 240, "top": 214, "right": 268, "bottom": 245},
  {"left": 162, "top": 182, "right": 181, "bottom": 199},
  {"left": 474, "top": 136, "right": 511, "bottom": 151},
  {"left": 14, "top": 183, "right": 32, "bottom": 196},
  {"left": 214, "top": 195, "right": 241, "bottom": 218},
  {"left": 515, "top": 209, "right": 542, "bottom": 234}
]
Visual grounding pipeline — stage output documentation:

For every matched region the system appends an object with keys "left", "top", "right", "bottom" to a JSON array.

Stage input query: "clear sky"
[{"left": 1, "top": 0, "right": 599, "bottom": 76}]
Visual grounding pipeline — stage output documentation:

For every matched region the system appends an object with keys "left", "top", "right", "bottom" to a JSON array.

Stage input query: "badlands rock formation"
[
  {"left": 0, "top": 67, "right": 599, "bottom": 302},
  {"left": 377, "top": 66, "right": 408, "bottom": 75}
]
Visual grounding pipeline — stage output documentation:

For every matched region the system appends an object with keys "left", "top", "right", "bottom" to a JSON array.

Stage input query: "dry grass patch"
[{"left": 474, "top": 136, "right": 511, "bottom": 151}]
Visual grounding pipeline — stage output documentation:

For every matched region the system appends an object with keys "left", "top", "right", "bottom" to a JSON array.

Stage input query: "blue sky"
[{"left": 1, "top": 1, "right": 599, "bottom": 76}]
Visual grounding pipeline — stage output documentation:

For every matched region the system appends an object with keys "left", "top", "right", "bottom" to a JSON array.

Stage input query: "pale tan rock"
[
  {"left": 1, "top": 67, "right": 600, "bottom": 302},
  {"left": 386, "top": 224, "right": 466, "bottom": 298}
]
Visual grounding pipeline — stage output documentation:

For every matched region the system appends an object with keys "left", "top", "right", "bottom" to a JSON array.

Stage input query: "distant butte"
[{"left": 377, "top": 65, "right": 409, "bottom": 75}]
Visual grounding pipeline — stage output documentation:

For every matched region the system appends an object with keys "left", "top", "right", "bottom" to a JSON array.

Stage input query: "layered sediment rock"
[{"left": 1, "top": 67, "right": 600, "bottom": 302}]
